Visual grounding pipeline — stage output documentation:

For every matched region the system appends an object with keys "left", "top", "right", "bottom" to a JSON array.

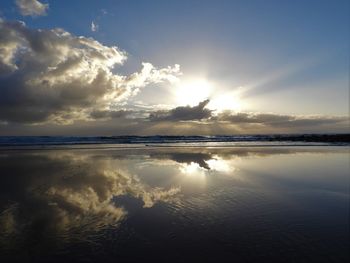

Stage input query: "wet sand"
[{"left": 0, "top": 146, "right": 349, "bottom": 262}]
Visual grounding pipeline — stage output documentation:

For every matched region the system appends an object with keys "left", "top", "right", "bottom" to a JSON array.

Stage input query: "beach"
[{"left": 0, "top": 144, "right": 348, "bottom": 262}]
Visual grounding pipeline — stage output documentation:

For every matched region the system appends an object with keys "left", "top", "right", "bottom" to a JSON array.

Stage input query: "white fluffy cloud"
[
  {"left": 15, "top": 0, "right": 49, "bottom": 17},
  {"left": 0, "top": 20, "right": 181, "bottom": 124}
]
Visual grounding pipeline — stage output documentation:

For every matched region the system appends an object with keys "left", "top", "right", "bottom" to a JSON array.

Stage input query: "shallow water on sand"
[{"left": 0, "top": 146, "right": 349, "bottom": 262}]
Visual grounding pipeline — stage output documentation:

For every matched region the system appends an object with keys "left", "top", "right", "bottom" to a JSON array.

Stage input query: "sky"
[{"left": 0, "top": 0, "right": 349, "bottom": 135}]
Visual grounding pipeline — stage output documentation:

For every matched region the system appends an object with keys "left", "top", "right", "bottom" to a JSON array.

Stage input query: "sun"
[
  {"left": 207, "top": 91, "right": 243, "bottom": 112},
  {"left": 174, "top": 79, "right": 212, "bottom": 106},
  {"left": 173, "top": 78, "right": 245, "bottom": 112}
]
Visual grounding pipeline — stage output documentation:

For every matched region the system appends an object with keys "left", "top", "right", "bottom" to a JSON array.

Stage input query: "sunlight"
[
  {"left": 175, "top": 79, "right": 212, "bottom": 106},
  {"left": 178, "top": 158, "right": 234, "bottom": 176},
  {"left": 174, "top": 79, "right": 245, "bottom": 112},
  {"left": 206, "top": 158, "right": 233, "bottom": 173},
  {"left": 179, "top": 162, "right": 207, "bottom": 178},
  {"left": 208, "top": 89, "right": 244, "bottom": 112},
  {"left": 179, "top": 162, "right": 202, "bottom": 174}
]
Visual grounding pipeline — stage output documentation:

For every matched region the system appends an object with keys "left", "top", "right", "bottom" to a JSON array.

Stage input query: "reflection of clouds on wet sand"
[
  {"left": 178, "top": 156, "right": 235, "bottom": 177},
  {"left": 147, "top": 146, "right": 345, "bottom": 177},
  {"left": 150, "top": 152, "right": 216, "bottom": 176},
  {"left": 150, "top": 152, "right": 213, "bottom": 170},
  {"left": 149, "top": 151, "right": 238, "bottom": 177},
  {"left": 0, "top": 204, "right": 17, "bottom": 236},
  {"left": 0, "top": 152, "right": 180, "bottom": 246},
  {"left": 0, "top": 146, "right": 348, "bottom": 262},
  {"left": 0, "top": 146, "right": 347, "bottom": 251},
  {"left": 2, "top": 147, "right": 273, "bottom": 245}
]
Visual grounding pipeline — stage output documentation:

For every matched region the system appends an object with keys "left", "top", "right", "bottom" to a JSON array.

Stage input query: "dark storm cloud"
[
  {"left": 0, "top": 19, "right": 180, "bottom": 124},
  {"left": 149, "top": 99, "right": 212, "bottom": 121}
]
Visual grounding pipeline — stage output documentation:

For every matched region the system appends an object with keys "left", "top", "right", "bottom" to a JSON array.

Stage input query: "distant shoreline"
[{"left": 0, "top": 134, "right": 349, "bottom": 148}]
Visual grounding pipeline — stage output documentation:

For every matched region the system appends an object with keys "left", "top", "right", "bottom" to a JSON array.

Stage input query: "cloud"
[
  {"left": 0, "top": 20, "right": 181, "bottom": 124},
  {"left": 215, "top": 111, "right": 349, "bottom": 128},
  {"left": 89, "top": 109, "right": 131, "bottom": 120},
  {"left": 149, "top": 99, "right": 212, "bottom": 121},
  {"left": 15, "top": 0, "right": 49, "bottom": 17},
  {"left": 216, "top": 112, "right": 292, "bottom": 124},
  {"left": 91, "top": 21, "right": 99, "bottom": 32},
  {"left": 0, "top": 18, "right": 347, "bottom": 134}
]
